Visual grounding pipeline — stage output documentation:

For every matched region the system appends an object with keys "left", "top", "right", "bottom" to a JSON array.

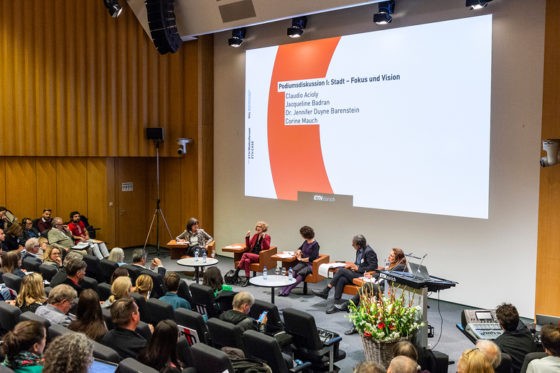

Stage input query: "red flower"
[
  {"left": 377, "top": 322, "right": 385, "bottom": 329},
  {"left": 364, "top": 331, "right": 372, "bottom": 338}
]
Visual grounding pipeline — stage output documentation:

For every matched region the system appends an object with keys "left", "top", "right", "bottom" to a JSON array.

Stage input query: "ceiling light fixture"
[
  {"left": 228, "top": 28, "right": 247, "bottom": 48},
  {"left": 103, "top": 0, "right": 123, "bottom": 18},
  {"left": 287, "top": 16, "right": 308, "bottom": 39},
  {"left": 373, "top": 0, "right": 395, "bottom": 25},
  {"left": 465, "top": 0, "right": 493, "bottom": 10}
]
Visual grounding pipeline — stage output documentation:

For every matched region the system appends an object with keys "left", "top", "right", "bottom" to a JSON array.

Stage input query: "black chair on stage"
[
  {"left": 83, "top": 254, "right": 102, "bottom": 282},
  {"left": 282, "top": 307, "right": 346, "bottom": 372},
  {"left": 206, "top": 317, "right": 244, "bottom": 350},
  {"left": 191, "top": 343, "right": 234, "bottom": 373},
  {"left": 0, "top": 302, "right": 21, "bottom": 336},
  {"left": 189, "top": 283, "right": 221, "bottom": 319},
  {"left": 243, "top": 330, "right": 310, "bottom": 373},
  {"left": 38, "top": 263, "right": 58, "bottom": 282},
  {"left": 175, "top": 308, "right": 210, "bottom": 345},
  {"left": 98, "top": 259, "right": 118, "bottom": 283},
  {"left": 117, "top": 358, "right": 158, "bottom": 373},
  {"left": 97, "top": 282, "right": 111, "bottom": 302},
  {"left": 2, "top": 273, "right": 22, "bottom": 293},
  {"left": 145, "top": 298, "right": 175, "bottom": 325}
]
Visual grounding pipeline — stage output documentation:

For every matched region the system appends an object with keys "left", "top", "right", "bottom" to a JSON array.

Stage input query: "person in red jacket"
[{"left": 232, "top": 221, "right": 271, "bottom": 287}]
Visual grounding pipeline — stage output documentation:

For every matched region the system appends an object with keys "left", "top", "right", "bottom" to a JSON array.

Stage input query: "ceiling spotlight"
[
  {"left": 466, "top": 0, "right": 493, "bottom": 10},
  {"left": 228, "top": 28, "right": 246, "bottom": 48},
  {"left": 373, "top": 1, "right": 395, "bottom": 25},
  {"left": 287, "top": 16, "right": 308, "bottom": 39},
  {"left": 103, "top": 0, "right": 123, "bottom": 18}
]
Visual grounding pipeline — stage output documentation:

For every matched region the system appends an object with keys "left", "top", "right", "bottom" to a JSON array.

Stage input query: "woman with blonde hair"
[
  {"left": 42, "top": 246, "right": 62, "bottom": 268},
  {"left": 15, "top": 273, "right": 47, "bottom": 313},
  {"left": 457, "top": 348, "right": 494, "bottom": 373},
  {"left": 102, "top": 276, "right": 132, "bottom": 308},
  {"left": 133, "top": 274, "right": 154, "bottom": 300}
]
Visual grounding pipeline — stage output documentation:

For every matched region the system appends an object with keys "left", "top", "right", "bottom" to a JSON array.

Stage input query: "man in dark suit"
[
  {"left": 22, "top": 237, "right": 43, "bottom": 269},
  {"left": 313, "top": 234, "right": 378, "bottom": 313},
  {"left": 123, "top": 249, "right": 166, "bottom": 298}
]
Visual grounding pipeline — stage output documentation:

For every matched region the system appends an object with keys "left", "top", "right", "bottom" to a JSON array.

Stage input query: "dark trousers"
[{"left": 329, "top": 268, "right": 361, "bottom": 300}]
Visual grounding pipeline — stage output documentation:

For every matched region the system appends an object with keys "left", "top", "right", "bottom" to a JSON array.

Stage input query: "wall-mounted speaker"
[
  {"left": 145, "top": 0, "right": 182, "bottom": 54},
  {"left": 146, "top": 127, "right": 164, "bottom": 141}
]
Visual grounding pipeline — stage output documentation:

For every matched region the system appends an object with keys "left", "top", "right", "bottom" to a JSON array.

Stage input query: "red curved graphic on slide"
[{"left": 268, "top": 37, "right": 340, "bottom": 200}]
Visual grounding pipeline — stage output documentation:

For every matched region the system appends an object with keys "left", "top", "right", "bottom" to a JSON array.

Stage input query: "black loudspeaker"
[
  {"left": 145, "top": 0, "right": 182, "bottom": 54},
  {"left": 146, "top": 127, "right": 164, "bottom": 141}
]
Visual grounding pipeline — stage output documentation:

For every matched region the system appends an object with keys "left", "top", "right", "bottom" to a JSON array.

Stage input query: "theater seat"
[
  {"left": 117, "top": 358, "right": 158, "bottom": 373},
  {"left": 191, "top": 343, "right": 234, "bottom": 373}
]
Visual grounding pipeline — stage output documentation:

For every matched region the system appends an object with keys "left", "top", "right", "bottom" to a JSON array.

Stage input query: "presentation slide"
[{"left": 245, "top": 15, "right": 492, "bottom": 219}]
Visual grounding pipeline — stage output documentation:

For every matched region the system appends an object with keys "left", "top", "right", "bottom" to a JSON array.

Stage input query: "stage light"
[
  {"left": 374, "top": 1, "right": 395, "bottom": 25},
  {"left": 466, "top": 0, "right": 493, "bottom": 10},
  {"left": 103, "top": 0, "right": 123, "bottom": 18},
  {"left": 228, "top": 28, "right": 246, "bottom": 48},
  {"left": 287, "top": 16, "right": 307, "bottom": 39}
]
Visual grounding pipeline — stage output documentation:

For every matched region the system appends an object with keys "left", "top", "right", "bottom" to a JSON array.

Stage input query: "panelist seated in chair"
[
  {"left": 176, "top": 217, "right": 214, "bottom": 257},
  {"left": 313, "top": 234, "right": 378, "bottom": 311},
  {"left": 68, "top": 211, "right": 109, "bottom": 260},
  {"left": 279, "top": 225, "right": 320, "bottom": 297},
  {"left": 231, "top": 221, "right": 271, "bottom": 286}
]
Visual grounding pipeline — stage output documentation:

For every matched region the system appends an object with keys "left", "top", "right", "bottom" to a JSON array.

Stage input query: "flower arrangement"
[{"left": 348, "top": 285, "right": 424, "bottom": 342}]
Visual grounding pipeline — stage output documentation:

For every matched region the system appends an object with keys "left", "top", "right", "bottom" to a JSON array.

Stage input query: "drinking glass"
[
  {"left": 281, "top": 267, "right": 287, "bottom": 276},
  {"left": 275, "top": 266, "right": 280, "bottom": 276}
]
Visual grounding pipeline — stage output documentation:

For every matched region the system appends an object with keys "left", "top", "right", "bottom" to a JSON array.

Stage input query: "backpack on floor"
[{"left": 224, "top": 269, "right": 238, "bottom": 285}]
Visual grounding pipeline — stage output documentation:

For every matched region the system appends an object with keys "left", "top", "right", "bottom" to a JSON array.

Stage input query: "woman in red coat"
[{"left": 233, "top": 221, "right": 271, "bottom": 286}]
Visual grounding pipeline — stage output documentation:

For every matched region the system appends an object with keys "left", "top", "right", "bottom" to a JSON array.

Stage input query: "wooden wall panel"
[
  {"left": 86, "top": 158, "right": 112, "bottom": 245},
  {"left": 5, "top": 159, "right": 37, "bottom": 219},
  {"left": 56, "top": 159, "right": 88, "bottom": 221},
  {"left": 536, "top": 0, "right": 560, "bottom": 316},
  {"left": 35, "top": 159, "right": 58, "bottom": 214}
]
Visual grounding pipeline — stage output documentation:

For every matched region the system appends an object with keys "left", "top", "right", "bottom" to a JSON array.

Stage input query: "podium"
[{"left": 378, "top": 270, "right": 457, "bottom": 348}]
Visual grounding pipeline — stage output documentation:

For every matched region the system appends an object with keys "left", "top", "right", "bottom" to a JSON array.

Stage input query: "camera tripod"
[{"left": 143, "top": 140, "right": 173, "bottom": 257}]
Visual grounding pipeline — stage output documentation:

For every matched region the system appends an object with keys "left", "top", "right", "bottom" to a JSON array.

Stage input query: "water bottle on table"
[
  {"left": 194, "top": 248, "right": 199, "bottom": 262},
  {"left": 202, "top": 250, "right": 207, "bottom": 263},
  {"left": 263, "top": 266, "right": 268, "bottom": 280},
  {"left": 288, "top": 267, "right": 293, "bottom": 280}
]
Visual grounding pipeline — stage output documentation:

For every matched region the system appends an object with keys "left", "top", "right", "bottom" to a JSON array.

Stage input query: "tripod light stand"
[{"left": 143, "top": 139, "right": 174, "bottom": 257}]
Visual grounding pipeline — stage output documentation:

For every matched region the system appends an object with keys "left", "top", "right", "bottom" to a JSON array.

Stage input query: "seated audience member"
[
  {"left": 69, "top": 288, "right": 108, "bottom": 341},
  {"left": 43, "top": 333, "right": 93, "bottom": 373},
  {"left": 2, "top": 250, "right": 26, "bottom": 277},
  {"left": 49, "top": 251, "right": 84, "bottom": 287},
  {"left": 0, "top": 207, "right": 17, "bottom": 231},
  {"left": 42, "top": 245, "right": 63, "bottom": 268},
  {"left": 354, "top": 361, "right": 386, "bottom": 373},
  {"left": 219, "top": 291, "right": 265, "bottom": 332},
  {"left": 21, "top": 218, "right": 40, "bottom": 241},
  {"left": 22, "top": 238, "right": 43, "bottom": 266},
  {"left": 67, "top": 211, "right": 109, "bottom": 259},
  {"left": 476, "top": 339, "right": 502, "bottom": 370},
  {"left": 175, "top": 217, "right": 214, "bottom": 257},
  {"left": 1, "top": 320, "right": 46, "bottom": 372},
  {"left": 138, "top": 320, "right": 181, "bottom": 371},
  {"left": 62, "top": 259, "right": 89, "bottom": 295},
  {"left": 35, "top": 284, "right": 78, "bottom": 327},
  {"left": 108, "top": 247, "right": 126, "bottom": 265},
  {"left": 48, "top": 216, "right": 88, "bottom": 256},
  {"left": 4, "top": 223, "right": 24, "bottom": 252},
  {"left": 203, "top": 267, "right": 234, "bottom": 311},
  {"left": 279, "top": 225, "right": 320, "bottom": 297},
  {"left": 232, "top": 221, "right": 272, "bottom": 286},
  {"left": 159, "top": 272, "right": 191, "bottom": 310},
  {"left": 110, "top": 267, "right": 130, "bottom": 284},
  {"left": 133, "top": 274, "right": 153, "bottom": 299},
  {"left": 124, "top": 249, "right": 165, "bottom": 297},
  {"left": 16, "top": 272, "right": 47, "bottom": 313},
  {"left": 313, "top": 234, "right": 378, "bottom": 310},
  {"left": 101, "top": 297, "right": 147, "bottom": 359},
  {"left": 387, "top": 356, "right": 419, "bottom": 373},
  {"left": 494, "top": 303, "right": 538, "bottom": 373},
  {"left": 526, "top": 324, "right": 560, "bottom": 373},
  {"left": 36, "top": 209, "right": 53, "bottom": 236},
  {"left": 392, "top": 340, "right": 428, "bottom": 372},
  {"left": 0, "top": 228, "right": 9, "bottom": 252},
  {"left": 103, "top": 276, "right": 132, "bottom": 308},
  {"left": 457, "top": 348, "right": 494, "bottom": 373}
]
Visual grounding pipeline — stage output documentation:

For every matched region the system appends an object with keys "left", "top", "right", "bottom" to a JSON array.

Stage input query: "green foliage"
[{"left": 348, "top": 284, "right": 424, "bottom": 342}]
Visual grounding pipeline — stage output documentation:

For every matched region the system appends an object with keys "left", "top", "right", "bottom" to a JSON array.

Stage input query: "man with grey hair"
[
  {"left": 35, "top": 284, "right": 77, "bottom": 326},
  {"left": 50, "top": 251, "right": 84, "bottom": 287},
  {"left": 476, "top": 339, "right": 502, "bottom": 369},
  {"left": 123, "top": 248, "right": 165, "bottom": 297},
  {"left": 22, "top": 238, "right": 43, "bottom": 267},
  {"left": 313, "top": 234, "right": 378, "bottom": 313},
  {"left": 220, "top": 291, "right": 261, "bottom": 332},
  {"left": 387, "top": 355, "right": 418, "bottom": 373},
  {"left": 48, "top": 217, "right": 88, "bottom": 256}
]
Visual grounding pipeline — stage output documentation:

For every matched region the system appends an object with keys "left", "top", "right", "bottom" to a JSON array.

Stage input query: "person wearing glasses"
[
  {"left": 231, "top": 221, "right": 271, "bottom": 287},
  {"left": 176, "top": 217, "right": 214, "bottom": 257},
  {"left": 22, "top": 238, "right": 43, "bottom": 268},
  {"left": 48, "top": 217, "right": 89, "bottom": 256},
  {"left": 21, "top": 217, "right": 40, "bottom": 241},
  {"left": 35, "top": 284, "right": 78, "bottom": 327},
  {"left": 62, "top": 259, "right": 89, "bottom": 295}
]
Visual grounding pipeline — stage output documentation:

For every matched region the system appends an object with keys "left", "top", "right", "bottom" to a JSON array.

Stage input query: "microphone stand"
[{"left": 143, "top": 140, "right": 173, "bottom": 257}]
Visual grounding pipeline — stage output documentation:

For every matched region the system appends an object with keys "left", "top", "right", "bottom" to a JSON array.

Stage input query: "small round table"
[
  {"left": 177, "top": 257, "right": 219, "bottom": 283},
  {"left": 249, "top": 275, "right": 296, "bottom": 304}
]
